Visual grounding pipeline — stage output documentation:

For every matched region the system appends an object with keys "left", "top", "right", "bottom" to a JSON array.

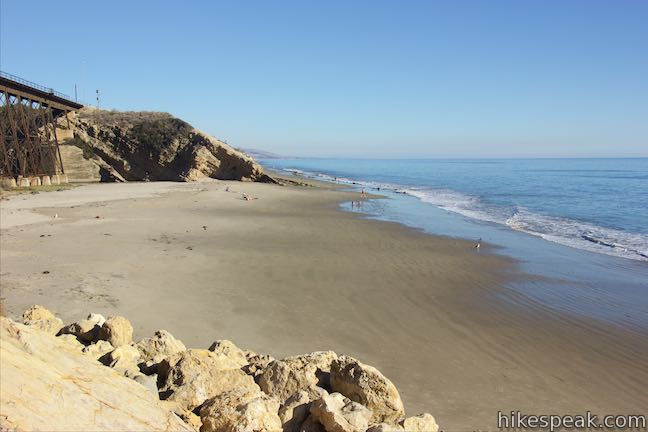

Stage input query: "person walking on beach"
[{"left": 361, "top": 189, "right": 367, "bottom": 199}]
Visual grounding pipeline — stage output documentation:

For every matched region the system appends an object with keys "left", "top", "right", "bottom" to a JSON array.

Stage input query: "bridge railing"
[{"left": 0, "top": 70, "right": 72, "bottom": 100}]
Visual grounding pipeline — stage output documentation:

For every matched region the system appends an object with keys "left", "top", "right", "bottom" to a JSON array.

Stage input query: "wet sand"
[{"left": 1, "top": 180, "right": 646, "bottom": 430}]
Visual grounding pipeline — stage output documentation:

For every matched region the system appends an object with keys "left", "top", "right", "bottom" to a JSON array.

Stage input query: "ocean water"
[{"left": 261, "top": 158, "right": 648, "bottom": 329}]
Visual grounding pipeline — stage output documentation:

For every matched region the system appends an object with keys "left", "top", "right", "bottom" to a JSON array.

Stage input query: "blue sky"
[{"left": 1, "top": 0, "right": 647, "bottom": 157}]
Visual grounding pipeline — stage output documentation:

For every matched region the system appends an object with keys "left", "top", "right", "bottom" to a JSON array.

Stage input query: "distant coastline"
[{"left": 241, "top": 148, "right": 286, "bottom": 160}]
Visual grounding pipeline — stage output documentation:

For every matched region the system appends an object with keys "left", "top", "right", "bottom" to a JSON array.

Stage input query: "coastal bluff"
[
  {"left": 0, "top": 305, "right": 440, "bottom": 432},
  {"left": 56, "top": 108, "right": 274, "bottom": 183}
]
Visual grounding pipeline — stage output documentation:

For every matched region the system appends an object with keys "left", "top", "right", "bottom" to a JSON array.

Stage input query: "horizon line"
[{"left": 253, "top": 154, "right": 648, "bottom": 160}]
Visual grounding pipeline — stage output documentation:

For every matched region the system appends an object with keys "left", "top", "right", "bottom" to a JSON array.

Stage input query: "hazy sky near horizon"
[{"left": 1, "top": 0, "right": 647, "bottom": 157}]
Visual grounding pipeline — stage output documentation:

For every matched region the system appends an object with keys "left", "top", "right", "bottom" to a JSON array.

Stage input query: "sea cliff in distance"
[{"left": 241, "top": 148, "right": 285, "bottom": 160}]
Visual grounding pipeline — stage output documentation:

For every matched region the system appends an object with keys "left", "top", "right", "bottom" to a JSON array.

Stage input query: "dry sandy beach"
[{"left": 1, "top": 180, "right": 646, "bottom": 430}]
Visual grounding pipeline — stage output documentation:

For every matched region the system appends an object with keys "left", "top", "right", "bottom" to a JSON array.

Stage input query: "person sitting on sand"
[{"left": 242, "top": 193, "right": 258, "bottom": 201}]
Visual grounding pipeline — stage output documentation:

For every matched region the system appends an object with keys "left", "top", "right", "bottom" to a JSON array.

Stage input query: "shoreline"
[
  {"left": 274, "top": 167, "right": 648, "bottom": 332},
  {"left": 1, "top": 180, "right": 646, "bottom": 430},
  {"left": 264, "top": 163, "right": 648, "bottom": 264}
]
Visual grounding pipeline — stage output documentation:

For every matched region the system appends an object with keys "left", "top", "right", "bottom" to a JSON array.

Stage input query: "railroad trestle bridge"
[{"left": 0, "top": 71, "right": 83, "bottom": 187}]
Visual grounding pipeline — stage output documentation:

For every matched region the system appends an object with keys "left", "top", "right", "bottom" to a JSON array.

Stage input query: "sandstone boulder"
[
  {"left": 178, "top": 410, "right": 202, "bottom": 431},
  {"left": 57, "top": 333, "right": 84, "bottom": 349},
  {"left": 128, "top": 371, "right": 159, "bottom": 396},
  {"left": 59, "top": 313, "right": 106, "bottom": 343},
  {"left": 199, "top": 388, "right": 282, "bottom": 432},
  {"left": 160, "top": 400, "right": 203, "bottom": 431},
  {"left": 280, "top": 390, "right": 312, "bottom": 432},
  {"left": 283, "top": 351, "right": 338, "bottom": 389},
  {"left": 101, "top": 344, "right": 141, "bottom": 374},
  {"left": 309, "top": 392, "right": 373, "bottom": 432},
  {"left": 244, "top": 353, "right": 275, "bottom": 380},
  {"left": 99, "top": 316, "right": 133, "bottom": 348},
  {"left": 258, "top": 356, "right": 323, "bottom": 403},
  {"left": 401, "top": 413, "right": 439, "bottom": 432},
  {"left": 136, "top": 329, "right": 186, "bottom": 373},
  {"left": 81, "top": 340, "right": 114, "bottom": 360},
  {"left": 22, "top": 305, "right": 64, "bottom": 335},
  {"left": 366, "top": 424, "right": 404, "bottom": 432},
  {"left": 0, "top": 317, "right": 192, "bottom": 431},
  {"left": 279, "top": 387, "right": 329, "bottom": 432},
  {"left": 157, "top": 349, "right": 259, "bottom": 411},
  {"left": 245, "top": 349, "right": 261, "bottom": 360},
  {"left": 208, "top": 339, "right": 248, "bottom": 367},
  {"left": 330, "top": 356, "right": 404, "bottom": 424},
  {"left": 300, "top": 416, "right": 326, "bottom": 432}
]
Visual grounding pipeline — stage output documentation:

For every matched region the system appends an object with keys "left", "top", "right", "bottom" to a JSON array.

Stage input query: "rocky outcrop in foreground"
[
  {"left": 58, "top": 108, "right": 274, "bottom": 183},
  {"left": 0, "top": 305, "right": 440, "bottom": 432}
]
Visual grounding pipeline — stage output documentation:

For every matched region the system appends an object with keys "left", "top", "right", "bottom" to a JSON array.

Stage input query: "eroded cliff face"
[{"left": 60, "top": 108, "right": 274, "bottom": 183}]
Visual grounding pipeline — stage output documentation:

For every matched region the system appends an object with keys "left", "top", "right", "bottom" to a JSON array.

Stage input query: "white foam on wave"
[
  {"left": 505, "top": 209, "right": 648, "bottom": 261},
  {"left": 403, "top": 188, "right": 648, "bottom": 262},
  {"left": 281, "top": 167, "right": 648, "bottom": 262},
  {"left": 403, "top": 188, "right": 505, "bottom": 225},
  {"left": 283, "top": 168, "right": 309, "bottom": 176},
  {"left": 282, "top": 167, "right": 389, "bottom": 188}
]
